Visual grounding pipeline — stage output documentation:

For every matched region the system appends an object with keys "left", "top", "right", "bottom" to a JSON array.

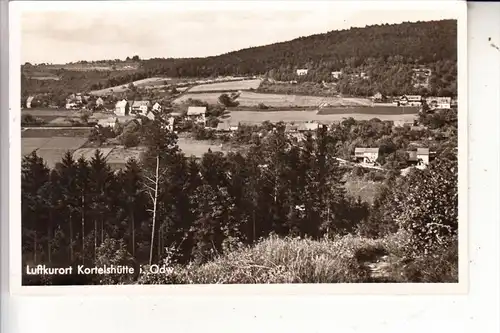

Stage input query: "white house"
[
  {"left": 115, "top": 99, "right": 130, "bottom": 116},
  {"left": 145, "top": 111, "right": 155, "bottom": 121},
  {"left": 354, "top": 148, "right": 379, "bottom": 164},
  {"left": 426, "top": 97, "right": 451, "bottom": 110},
  {"left": 26, "top": 96, "right": 34, "bottom": 108},
  {"left": 95, "top": 97, "right": 104, "bottom": 106},
  {"left": 398, "top": 95, "right": 422, "bottom": 107},
  {"left": 296, "top": 69, "right": 308, "bottom": 76},
  {"left": 97, "top": 117, "right": 118, "bottom": 128},
  {"left": 152, "top": 102, "right": 162, "bottom": 112},
  {"left": 331, "top": 71, "right": 342, "bottom": 79},
  {"left": 131, "top": 101, "right": 151, "bottom": 115},
  {"left": 166, "top": 116, "right": 175, "bottom": 131},
  {"left": 187, "top": 106, "right": 207, "bottom": 125}
]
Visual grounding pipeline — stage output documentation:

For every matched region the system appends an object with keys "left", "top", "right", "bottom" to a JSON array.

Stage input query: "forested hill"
[{"left": 141, "top": 20, "right": 457, "bottom": 77}]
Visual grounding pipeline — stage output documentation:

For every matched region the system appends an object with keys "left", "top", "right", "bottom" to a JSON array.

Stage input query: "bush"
[{"left": 121, "top": 131, "right": 141, "bottom": 148}]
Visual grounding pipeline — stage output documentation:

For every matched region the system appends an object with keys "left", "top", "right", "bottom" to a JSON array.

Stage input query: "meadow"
[
  {"left": 174, "top": 91, "right": 373, "bottom": 108},
  {"left": 226, "top": 110, "right": 418, "bottom": 124},
  {"left": 188, "top": 79, "right": 262, "bottom": 92}
]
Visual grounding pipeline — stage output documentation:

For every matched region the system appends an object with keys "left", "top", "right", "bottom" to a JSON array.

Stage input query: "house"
[
  {"left": 131, "top": 101, "right": 151, "bottom": 115},
  {"left": 354, "top": 148, "right": 379, "bottom": 164},
  {"left": 398, "top": 95, "right": 422, "bottom": 107},
  {"left": 426, "top": 97, "right": 451, "bottom": 110},
  {"left": 408, "top": 148, "right": 431, "bottom": 169},
  {"left": 152, "top": 102, "right": 162, "bottom": 112},
  {"left": 331, "top": 71, "right": 342, "bottom": 79},
  {"left": 115, "top": 99, "right": 130, "bottom": 116},
  {"left": 187, "top": 106, "right": 207, "bottom": 125},
  {"left": 372, "top": 92, "right": 384, "bottom": 102},
  {"left": 297, "top": 122, "right": 319, "bottom": 132},
  {"left": 296, "top": 69, "right": 308, "bottom": 76},
  {"left": 216, "top": 121, "right": 231, "bottom": 132},
  {"left": 95, "top": 97, "right": 104, "bottom": 106},
  {"left": 230, "top": 123, "right": 239, "bottom": 131},
  {"left": 26, "top": 96, "right": 34, "bottom": 108},
  {"left": 145, "top": 111, "right": 155, "bottom": 121},
  {"left": 285, "top": 123, "right": 298, "bottom": 133},
  {"left": 97, "top": 116, "right": 118, "bottom": 128}
]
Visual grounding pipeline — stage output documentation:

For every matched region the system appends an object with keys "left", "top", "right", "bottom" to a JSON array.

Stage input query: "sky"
[{"left": 19, "top": 2, "right": 461, "bottom": 64}]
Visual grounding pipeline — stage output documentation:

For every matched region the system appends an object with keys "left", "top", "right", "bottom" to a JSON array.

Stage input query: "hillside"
[{"left": 21, "top": 20, "right": 457, "bottom": 99}]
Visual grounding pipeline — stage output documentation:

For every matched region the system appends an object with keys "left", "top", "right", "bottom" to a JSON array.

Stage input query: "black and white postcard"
[{"left": 9, "top": 0, "right": 467, "bottom": 291}]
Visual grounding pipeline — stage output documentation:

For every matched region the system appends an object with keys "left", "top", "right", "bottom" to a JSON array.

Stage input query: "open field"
[
  {"left": 344, "top": 179, "right": 384, "bottom": 204},
  {"left": 21, "top": 128, "right": 92, "bottom": 138},
  {"left": 22, "top": 136, "right": 88, "bottom": 168},
  {"left": 72, "top": 147, "right": 115, "bottom": 161},
  {"left": 318, "top": 106, "right": 419, "bottom": 115},
  {"left": 188, "top": 79, "right": 263, "bottom": 93},
  {"left": 226, "top": 110, "right": 418, "bottom": 124},
  {"left": 174, "top": 91, "right": 373, "bottom": 108},
  {"left": 22, "top": 109, "right": 80, "bottom": 117},
  {"left": 178, "top": 138, "right": 225, "bottom": 158}
]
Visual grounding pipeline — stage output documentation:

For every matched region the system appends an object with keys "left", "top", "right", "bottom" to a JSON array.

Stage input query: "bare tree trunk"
[{"left": 149, "top": 155, "right": 159, "bottom": 265}]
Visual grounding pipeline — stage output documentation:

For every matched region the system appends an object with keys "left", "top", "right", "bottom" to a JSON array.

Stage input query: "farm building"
[
  {"left": 145, "top": 111, "right": 155, "bottom": 121},
  {"left": 398, "top": 95, "right": 422, "bottom": 107},
  {"left": 285, "top": 123, "right": 298, "bottom": 133},
  {"left": 354, "top": 148, "right": 379, "bottom": 164},
  {"left": 95, "top": 97, "right": 104, "bottom": 106},
  {"left": 372, "top": 92, "right": 385, "bottom": 102},
  {"left": 187, "top": 106, "right": 207, "bottom": 125},
  {"left": 152, "top": 102, "right": 162, "bottom": 112},
  {"left": 131, "top": 101, "right": 151, "bottom": 115},
  {"left": 408, "top": 148, "right": 431, "bottom": 169},
  {"left": 115, "top": 99, "right": 130, "bottom": 116},
  {"left": 97, "top": 116, "right": 118, "bottom": 128},
  {"left": 216, "top": 121, "right": 231, "bottom": 132},
  {"left": 331, "top": 71, "right": 342, "bottom": 79},
  {"left": 26, "top": 96, "right": 34, "bottom": 108},
  {"left": 426, "top": 97, "right": 451, "bottom": 110},
  {"left": 296, "top": 69, "right": 308, "bottom": 76},
  {"left": 297, "top": 122, "right": 320, "bottom": 132}
]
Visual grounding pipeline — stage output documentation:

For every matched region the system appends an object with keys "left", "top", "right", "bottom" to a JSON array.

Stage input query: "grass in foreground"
[{"left": 138, "top": 231, "right": 458, "bottom": 284}]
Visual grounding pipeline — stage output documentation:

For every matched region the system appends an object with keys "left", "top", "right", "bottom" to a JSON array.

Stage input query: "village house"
[
  {"left": 372, "top": 92, "right": 385, "bottom": 102},
  {"left": 97, "top": 116, "right": 118, "bottom": 129},
  {"left": 216, "top": 121, "right": 231, "bottom": 132},
  {"left": 115, "top": 99, "right": 130, "bottom": 116},
  {"left": 331, "top": 71, "right": 342, "bottom": 79},
  {"left": 354, "top": 148, "right": 379, "bottom": 165},
  {"left": 166, "top": 116, "right": 176, "bottom": 131},
  {"left": 408, "top": 148, "right": 431, "bottom": 169},
  {"left": 296, "top": 69, "right": 308, "bottom": 76},
  {"left": 152, "top": 102, "right": 162, "bottom": 112},
  {"left": 398, "top": 95, "right": 422, "bottom": 107},
  {"left": 145, "top": 111, "right": 155, "bottom": 121},
  {"left": 26, "top": 96, "right": 34, "bottom": 108},
  {"left": 131, "top": 101, "right": 151, "bottom": 116},
  {"left": 426, "top": 97, "right": 452, "bottom": 110},
  {"left": 95, "top": 97, "right": 104, "bottom": 107},
  {"left": 187, "top": 106, "right": 207, "bottom": 125},
  {"left": 297, "top": 122, "right": 320, "bottom": 132}
]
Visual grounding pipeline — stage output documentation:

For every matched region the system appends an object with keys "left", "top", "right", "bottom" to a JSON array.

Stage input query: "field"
[
  {"left": 317, "top": 106, "right": 419, "bottom": 115},
  {"left": 72, "top": 147, "right": 115, "bottom": 161},
  {"left": 177, "top": 138, "right": 225, "bottom": 158},
  {"left": 22, "top": 109, "right": 80, "bottom": 117},
  {"left": 174, "top": 91, "right": 373, "bottom": 108},
  {"left": 225, "top": 110, "right": 418, "bottom": 124},
  {"left": 21, "top": 128, "right": 92, "bottom": 138},
  {"left": 344, "top": 179, "right": 384, "bottom": 204},
  {"left": 188, "top": 79, "right": 262, "bottom": 93},
  {"left": 21, "top": 136, "right": 88, "bottom": 168}
]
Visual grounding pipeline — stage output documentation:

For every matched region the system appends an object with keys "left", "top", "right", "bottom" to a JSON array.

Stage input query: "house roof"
[
  {"left": 187, "top": 106, "right": 207, "bottom": 115},
  {"left": 417, "top": 148, "right": 430, "bottom": 155},
  {"left": 355, "top": 147, "right": 380, "bottom": 154},
  {"left": 116, "top": 100, "right": 128, "bottom": 107},
  {"left": 27, "top": 96, "right": 34, "bottom": 102},
  {"left": 216, "top": 122, "right": 231, "bottom": 131},
  {"left": 132, "top": 101, "right": 150, "bottom": 107}
]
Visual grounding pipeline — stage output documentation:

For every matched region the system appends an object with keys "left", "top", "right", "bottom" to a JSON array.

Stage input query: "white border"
[{"left": 9, "top": 1, "right": 468, "bottom": 296}]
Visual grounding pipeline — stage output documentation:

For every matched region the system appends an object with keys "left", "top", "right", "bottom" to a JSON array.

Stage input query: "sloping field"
[
  {"left": 21, "top": 128, "right": 92, "bottom": 138},
  {"left": 174, "top": 91, "right": 372, "bottom": 108},
  {"left": 178, "top": 138, "right": 224, "bottom": 158},
  {"left": 226, "top": 110, "right": 418, "bottom": 124},
  {"left": 21, "top": 137, "right": 87, "bottom": 154},
  {"left": 21, "top": 138, "right": 52, "bottom": 156},
  {"left": 35, "top": 149, "right": 71, "bottom": 169},
  {"left": 72, "top": 147, "right": 115, "bottom": 161},
  {"left": 106, "top": 146, "right": 146, "bottom": 170},
  {"left": 22, "top": 109, "right": 80, "bottom": 117},
  {"left": 89, "top": 77, "right": 170, "bottom": 96},
  {"left": 188, "top": 79, "right": 262, "bottom": 93}
]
